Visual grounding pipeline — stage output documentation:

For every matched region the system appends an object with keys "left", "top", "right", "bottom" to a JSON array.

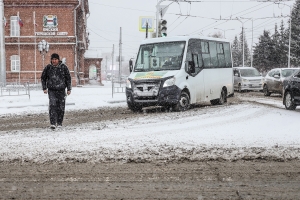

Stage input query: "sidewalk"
[{"left": 0, "top": 81, "right": 127, "bottom": 115}]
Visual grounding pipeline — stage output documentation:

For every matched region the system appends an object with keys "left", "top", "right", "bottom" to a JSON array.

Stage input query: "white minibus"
[{"left": 126, "top": 35, "right": 234, "bottom": 112}]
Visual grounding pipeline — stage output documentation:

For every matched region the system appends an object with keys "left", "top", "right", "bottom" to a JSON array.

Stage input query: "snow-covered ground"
[{"left": 0, "top": 82, "right": 299, "bottom": 163}]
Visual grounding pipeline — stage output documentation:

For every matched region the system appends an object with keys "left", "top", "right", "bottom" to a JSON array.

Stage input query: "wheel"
[
  {"left": 173, "top": 91, "right": 190, "bottom": 112},
  {"left": 284, "top": 91, "right": 296, "bottom": 110},
  {"left": 238, "top": 84, "right": 242, "bottom": 93},
  {"left": 263, "top": 84, "right": 271, "bottom": 96},
  {"left": 127, "top": 95, "right": 142, "bottom": 112},
  {"left": 127, "top": 102, "right": 142, "bottom": 112},
  {"left": 210, "top": 88, "right": 227, "bottom": 105}
]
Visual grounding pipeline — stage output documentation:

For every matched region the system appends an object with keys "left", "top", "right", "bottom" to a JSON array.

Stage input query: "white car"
[{"left": 233, "top": 66, "right": 263, "bottom": 92}]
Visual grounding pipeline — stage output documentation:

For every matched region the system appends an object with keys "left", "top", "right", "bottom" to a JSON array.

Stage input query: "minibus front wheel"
[
  {"left": 173, "top": 91, "right": 190, "bottom": 112},
  {"left": 127, "top": 95, "right": 142, "bottom": 112}
]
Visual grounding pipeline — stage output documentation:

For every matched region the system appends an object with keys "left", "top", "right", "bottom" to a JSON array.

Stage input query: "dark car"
[
  {"left": 263, "top": 68, "right": 299, "bottom": 96},
  {"left": 282, "top": 69, "right": 300, "bottom": 110}
]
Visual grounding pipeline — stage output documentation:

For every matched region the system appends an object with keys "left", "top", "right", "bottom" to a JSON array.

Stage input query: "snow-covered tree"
[
  {"left": 278, "top": 20, "right": 288, "bottom": 67},
  {"left": 289, "top": 0, "right": 300, "bottom": 66},
  {"left": 253, "top": 30, "right": 273, "bottom": 72},
  {"left": 231, "top": 29, "right": 250, "bottom": 67},
  {"left": 209, "top": 31, "right": 223, "bottom": 38},
  {"left": 270, "top": 23, "right": 281, "bottom": 68},
  {"left": 231, "top": 36, "right": 241, "bottom": 67},
  {"left": 239, "top": 29, "right": 251, "bottom": 66}
]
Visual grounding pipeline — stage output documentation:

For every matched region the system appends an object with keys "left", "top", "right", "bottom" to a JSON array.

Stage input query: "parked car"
[
  {"left": 263, "top": 68, "right": 299, "bottom": 96},
  {"left": 233, "top": 66, "right": 263, "bottom": 92},
  {"left": 282, "top": 69, "right": 300, "bottom": 110}
]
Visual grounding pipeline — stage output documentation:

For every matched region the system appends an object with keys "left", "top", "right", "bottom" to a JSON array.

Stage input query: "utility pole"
[
  {"left": 236, "top": 17, "right": 252, "bottom": 67},
  {"left": 112, "top": 44, "right": 114, "bottom": 77},
  {"left": 119, "top": 27, "right": 122, "bottom": 85},
  {"left": 251, "top": 18, "right": 253, "bottom": 67},
  {"left": 105, "top": 55, "right": 108, "bottom": 75},
  {"left": 240, "top": 17, "right": 254, "bottom": 67},
  {"left": 0, "top": 0, "right": 6, "bottom": 85},
  {"left": 242, "top": 26, "right": 244, "bottom": 67}
]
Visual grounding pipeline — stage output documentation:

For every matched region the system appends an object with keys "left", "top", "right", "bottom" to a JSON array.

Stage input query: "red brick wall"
[{"left": 3, "top": 1, "right": 87, "bottom": 87}]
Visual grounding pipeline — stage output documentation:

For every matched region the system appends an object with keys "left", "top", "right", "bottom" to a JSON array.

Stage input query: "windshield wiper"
[{"left": 134, "top": 69, "right": 145, "bottom": 72}]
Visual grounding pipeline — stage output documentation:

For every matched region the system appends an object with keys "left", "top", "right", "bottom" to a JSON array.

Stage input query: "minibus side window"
[
  {"left": 224, "top": 43, "right": 232, "bottom": 67},
  {"left": 186, "top": 39, "right": 203, "bottom": 76},
  {"left": 217, "top": 43, "right": 226, "bottom": 68},
  {"left": 209, "top": 41, "right": 218, "bottom": 67},
  {"left": 201, "top": 41, "right": 211, "bottom": 67}
]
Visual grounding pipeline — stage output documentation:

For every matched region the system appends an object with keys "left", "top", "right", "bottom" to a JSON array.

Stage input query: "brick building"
[{"left": 3, "top": 0, "right": 90, "bottom": 86}]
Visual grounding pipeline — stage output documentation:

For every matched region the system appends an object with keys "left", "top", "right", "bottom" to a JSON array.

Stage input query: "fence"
[
  {"left": 0, "top": 81, "right": 42, "bottom": 99},
  {"left": 111, "top": 77, "right": 126, "bottom": 98}
]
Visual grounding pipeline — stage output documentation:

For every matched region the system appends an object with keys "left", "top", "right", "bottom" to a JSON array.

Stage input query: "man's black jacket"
[{"left": 41, "top": 62, "right": 72, "bottom": 91}]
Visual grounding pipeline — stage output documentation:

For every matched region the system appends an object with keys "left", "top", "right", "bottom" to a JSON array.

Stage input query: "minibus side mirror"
[
  {"left": 187, "top": 61, "right": 195, "bottom": 74},
  {"left": 129, "top": 59, "right": 133, "bottom": 73}
]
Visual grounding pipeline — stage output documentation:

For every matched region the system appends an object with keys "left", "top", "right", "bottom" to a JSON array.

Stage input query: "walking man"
[{"left": 41, "top": 53, "right": 72, "bottom": 129}]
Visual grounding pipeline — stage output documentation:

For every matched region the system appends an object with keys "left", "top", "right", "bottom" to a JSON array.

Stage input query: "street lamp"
[
  {"left": 38, "top": 40, "right": 49, "bottom": 68},
  {"left": 214, "top": 28, "right": 234, "bottom": 39},
  {"left": 236, "top": 17, "right": 251, "bottom": 67}
]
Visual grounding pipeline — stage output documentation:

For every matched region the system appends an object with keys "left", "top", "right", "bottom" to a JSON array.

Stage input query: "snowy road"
[
  {"left": 0, "top": 90, "right": 299, "bottom": 163},
  {"left": 1, "top": 88, "right": 300, "bottom": 199}
]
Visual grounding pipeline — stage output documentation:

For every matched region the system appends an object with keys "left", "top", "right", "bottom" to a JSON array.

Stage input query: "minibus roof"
[{"left": 140, "top": 35, "right": 231, "bottom": 45}]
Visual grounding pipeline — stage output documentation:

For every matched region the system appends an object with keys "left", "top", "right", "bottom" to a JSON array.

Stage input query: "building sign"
[
  {"left": 43, "top": 15, "right": 58, "bottom": 28},
  {"left": 43, "top": 28, "right": 58, "bottom": 32},
  {"left": 35, "top": 32, "right": 56, "bottom": 36},
  {"left": 35, "top": 32, "right": 68, "bottom": 36},
  {"left": 57, "top": 32, "right": 68, "bottom": 36},
  {"left": 36, "top": 15, "right": 68, "bottom": 36}
]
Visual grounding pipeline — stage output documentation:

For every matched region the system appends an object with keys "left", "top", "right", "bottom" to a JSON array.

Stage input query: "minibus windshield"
[{"left": 134, "top": 41, "right": 186, "bottom": 72}]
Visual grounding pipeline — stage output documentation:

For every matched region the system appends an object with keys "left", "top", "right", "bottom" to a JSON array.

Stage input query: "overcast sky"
[{"left": 86, "top": 0, "right": 294, "bottom": 64}]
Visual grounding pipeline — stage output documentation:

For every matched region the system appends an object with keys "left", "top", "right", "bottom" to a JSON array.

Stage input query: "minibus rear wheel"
[
  {"left": 173, "top": 91, "right": 190, "bottom": 112},
  {"left": 211, "top": 88, "right": 227, "bottom": 105}
]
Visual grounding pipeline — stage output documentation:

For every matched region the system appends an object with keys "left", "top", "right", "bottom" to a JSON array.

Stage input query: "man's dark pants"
[{"left": 48, "top": 89, "right": 66, "bottom": 126}]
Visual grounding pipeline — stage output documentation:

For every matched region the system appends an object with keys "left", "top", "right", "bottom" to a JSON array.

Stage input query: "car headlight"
[
  {"left": 163, "top": 77, "right": 176, "bottom": 87},
  {"left": 242, "top": 79, "right": 249, "bottom": 83},
  {"left": 126, "top": 79, "right": 132, "bottom": 89}
]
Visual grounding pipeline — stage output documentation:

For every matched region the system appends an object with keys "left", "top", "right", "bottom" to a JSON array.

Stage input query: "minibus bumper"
[{"left": 126, "top": 85, "right": 181, "bottom": 107}]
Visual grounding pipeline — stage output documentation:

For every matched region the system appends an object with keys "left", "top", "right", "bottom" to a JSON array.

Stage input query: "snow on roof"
[{"left": 140, "top": 35, "right": 231, "bottom": 45}]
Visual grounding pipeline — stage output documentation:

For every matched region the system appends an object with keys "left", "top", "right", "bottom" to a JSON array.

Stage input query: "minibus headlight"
[
  {"left": 126, "top": 79, "right": 132, "bottom": 89},
  {"left": 242, "top": 79, "right": 249, "bottom": 83},
  {"left": 163, "top": 77, "right": 175, "bottom": 87}
]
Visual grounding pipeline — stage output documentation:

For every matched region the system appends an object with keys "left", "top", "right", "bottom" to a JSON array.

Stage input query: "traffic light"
[{"left": 159, "top": 19, "right": 167, "bottom": 37}]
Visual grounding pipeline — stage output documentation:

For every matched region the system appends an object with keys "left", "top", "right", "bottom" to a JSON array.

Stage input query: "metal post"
[
  {"left": 112, "top": 44, "right": 114, "bottom": 79},
  {"left": 288, "top": 6, "right": 291, "bottom": 68},
  {"left": 33, "top": 11, "right": 37, "bottom": 84},
  {"left": 251, "top": 18, "right": 253, "bottom": 67},
  {"left": 0, "top": 0, "right": 6, "bottom": 85},
  {"left": 236, "top": 18, "right": 246, "bottom": 67},
  {"left": 119, "top": 27, "right": 122, "bottom": 86},
  {"left": 242, "top": 26, "right": 244, "bottom": 67}
]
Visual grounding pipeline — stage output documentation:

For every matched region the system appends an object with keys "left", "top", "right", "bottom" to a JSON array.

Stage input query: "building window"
[
  {"left": 11, "top": 55, "right": 20, "bottom": 72},
  {"left": 10, "top": 16, "right": 20, "bottom": 37}
]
